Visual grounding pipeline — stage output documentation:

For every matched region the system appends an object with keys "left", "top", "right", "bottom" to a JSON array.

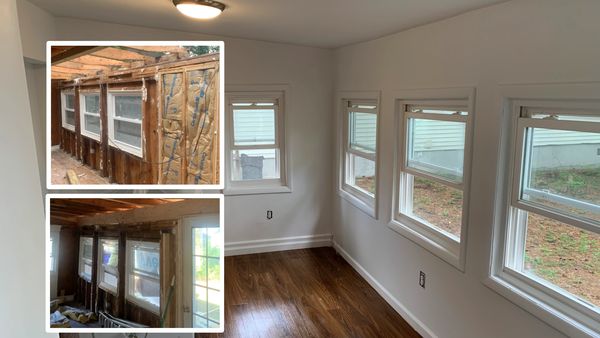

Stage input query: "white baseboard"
[
  {"left": 333, "top": 240, "right": 437, "bottom": 338},
  {"left": 225, "top": 233, "right": 332, "bottom": 256}
]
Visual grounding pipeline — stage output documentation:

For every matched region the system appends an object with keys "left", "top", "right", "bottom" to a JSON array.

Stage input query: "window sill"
[
  {"left": 338, "top": 188, "right": 376, "bottom": 219},
  {"left": 62, "top": 125, "right": 75, "bottom": 132},
  {"left": 81, "top": 132, "right": 101, "bottom": 143},
  {"left": 387, "top": 218, "right": 463, "bottom": 271},
  {"left": 483, "top": 274, "right": 599, "bottom": 338},
  {"left": 224, "top": 185, "right": 291, "bottom": 196}
]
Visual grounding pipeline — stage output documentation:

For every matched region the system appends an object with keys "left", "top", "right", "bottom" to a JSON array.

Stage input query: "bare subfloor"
[{"left": 51, "top": 149, "right": 110, "bottom": 185}]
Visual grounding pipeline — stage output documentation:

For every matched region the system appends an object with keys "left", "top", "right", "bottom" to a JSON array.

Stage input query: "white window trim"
[
  {"left": 79, "top": 90, "right": 102, "bottom": 142},
  {"left": 388, "top": 87, "right": 475, "bottom": 271},
  {"left": 97, "top": 238, "right": 119, "bottom": 295},
  {"left": 107, "top": 90, "right": 143, "bottom": 158},
  {"left": 486, "top": 82, "right": 600, "bottom": 338},
  {"left": 125, "top": 240, "right": 160, "bottom": 315},
  {"left": 61, "top": 90, "right": 76, "bottom": 131},
  {"left": 224, "top": 84, "right": 291, "bottom": 195},
  {"left": 78, "top": 237, "right": 94, "bottom": 282},
  {"left": 336, "top": 91, "right": 381, "bottom": 218}
]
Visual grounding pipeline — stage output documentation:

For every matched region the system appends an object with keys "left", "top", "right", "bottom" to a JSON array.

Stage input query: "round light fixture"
[{"left": 173, "top": 0, "right": 226, "bottom": 19}]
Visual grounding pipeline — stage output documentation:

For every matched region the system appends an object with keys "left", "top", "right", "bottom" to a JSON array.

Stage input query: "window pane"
[
  {"left": 207, "top": 288, "right": 220, "bottom": 323},
  {"left": 104, "top": 271, "right": 118, "bottom": 288},
  {"left": 193, "top": 314, "right": 209, "bottom": 328},
  {"left": 84, "top": 94, "right": 100, "bottom": 114},
  {"left": 65, "top": 110, "right": 75, "bottom": 126},
  {"left": 84, "top": 114, "right": 101, "bottom": 135},
  {"left": 408, "top": 175, "right": 463, "bottom": 239},
  {"left": 407, "top": 118, "right": 465, "bottom": 182},
  {"left": 129, "top": 274, "right": 160, "bottom": 308},
  {"left": 231, "top": 149, "right": 280, "bottom": 180},
  {"left": 194, "top": 256, "right": 207, "bottom": 287},
  {"left": 233, "top": 108, "right": 275, "bottom": 146},
  {"left": 522, "top": 128, "right": 600, "bottom": 222},
  {"left": 206, "top": 228, "right": 220, "bottom": 258},
  {"left": 523, "top": 210, "right": 600, "bottom": 308},
  {"left": 349, "top": 112, "right": 376, "bottom": 153},
  {"left": 65, "top": 93, "right": 74, "bottom": 109},
  {"left": 345, "top": 153, "right": 375, "bottom": 196},
  {"left": 114, "top": 120, "right": 141, "bottom": 148},
  {"left": 83, "top": 241, "right": 93, "bottom": 260},
  {"left": 194, "top": 257, "right": 220, "bottom": 289},
  {"left": 83, "top": 263, "right": 92, "bottom": 280},
  {"left": 114, "top": 95, "right": 142, "bottom": 120},
  {"left": 101, "top": 241, "right": 118, "bottom": 268},
  {"left": 194, "top": 285, "right": 208, "bottom": 317},
  {"left": 133, "top": 247, "right": 159, "bottom": 276}
]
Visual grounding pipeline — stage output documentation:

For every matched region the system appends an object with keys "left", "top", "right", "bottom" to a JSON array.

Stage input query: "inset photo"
[
  {"left": 47, "top": 42, "right": 224, "bottom": 189},
  {"left": 46, "top": 194, "right": 223, "bottom": 333}
]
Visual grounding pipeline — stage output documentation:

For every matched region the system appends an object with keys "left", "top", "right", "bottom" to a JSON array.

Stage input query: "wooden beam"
[
  {"left": 51, "top": 46, "right": 106, "bottom": 65},
  {"left": 71, "top": 54, "right": 130, "bottom": 67},
  {"left": 53, "top": 66, "right": 91, "bottom": 75},
  {"left": 117, "top": 46, "right": 164, "bottom": 59},
  {"left": 92, "top": 47, "right": 150, "bottom": 62},
  {"left": 55, "top": 61, "right": 113, "bottom": 72}
]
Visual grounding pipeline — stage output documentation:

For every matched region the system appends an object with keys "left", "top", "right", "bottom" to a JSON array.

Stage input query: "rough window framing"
[
  {"left": 490, "top": 98, "right": 600, "bottom": 337},
  {"left": 225, "top": 90, "right": 288, "bottom": 193},
  {"left": 97, "top": 238, "right": 119, "bottom": 294},
  {"left": 107, "top": 90, "right": 144, "bottom": 158},
  {"left": 341, "top": 99, "right": 378, "bottom": 216},
  {"left": 389, "top": 89, "right": 474, "bottom": 271},
  {"left": 125, "top": 240, "right": 160, "bottom": 314},
  {"left": 61, "top": 90, "right": 76, "bottom": 131},
  {"left": 79, "top": 90, "right": 101, "bottom": 142}
]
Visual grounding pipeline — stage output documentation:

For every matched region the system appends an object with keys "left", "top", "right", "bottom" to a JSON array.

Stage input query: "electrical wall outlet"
[
  {"left": 267, "top": 210, "right": 273, "bottom": 219},
  {"left": 419, "top": 271, "right": 426, "bottom": 288}
]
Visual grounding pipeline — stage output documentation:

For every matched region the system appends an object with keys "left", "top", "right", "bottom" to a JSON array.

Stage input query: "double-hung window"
[
  {"left": 97, "top": 239, "right": 119, "bottom": 294},
  {"left": 226, "top": 89, "right": 287, "bottom": 193},
  {"left": 61, "top": 90, "right": 76, "bottom": 131},
  {"left": 491, "top": 98, "right": 600, "bottom": 336},
  {"left": 126, "top": 240, "right": 160, "bottom": 314},
  {"left": 108, "top": 91, "right": 143, "bottom": 157},
  {"left": 340, "top": 99, "right": 378, "bottom": 216},
  {"left": 80, "top": 91, "right": 101, "bottom": 141},
  {"left": 391, "top": 92, "right": 473, "bottom": 270},
  {"left": 78, "top": 237, "right": 94, "bottom": 281}
]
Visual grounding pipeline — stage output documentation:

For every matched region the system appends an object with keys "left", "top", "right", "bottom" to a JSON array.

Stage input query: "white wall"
[
  {"left": 0, "top": 1, "right": 51, "bottom": 337},
  {"left": 19, "top": 12, "right": 334, "bottom": 251},
  {"left": 25, "top": 62, "right": 46, "bottom": 185},
  {"left": 332, "top": 1, "right": 600, "bottom": 338},
  {"left": 16, "top": 0, "right": 55, "bottom": 62}
]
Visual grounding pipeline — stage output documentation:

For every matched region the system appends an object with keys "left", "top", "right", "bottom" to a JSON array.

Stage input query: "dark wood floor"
[{"left": 203, "top": 247, "right": 421, "bottom": 338}]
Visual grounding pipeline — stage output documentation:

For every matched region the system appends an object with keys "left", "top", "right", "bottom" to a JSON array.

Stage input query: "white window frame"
[
  {"left": 125, "top": 240, "right": 160, "bottom": 315},
  {"left": 78, "top": 237, "right": 94, "bottom": 282},
  {"left": 61, "top": 90, "right": 76, "bottom": 131},
  {"left": 107, "top": 90, "right": 143, "bottom": 158},
  {"left": 337, "top": 91, "right": 380, "bottom": 218},
  {"left": 224, "top": 85, "right": 290, "bottom": 195},
  {"left": 97, "top": 238, "right": 119, "bottom": 295},
  {"left": 487, "top": 83, "right": 600, "bottom": 338},
  {"left": 389, "top": 87, "right": 475, "bottom": 271},
  {"left": 79, "top": 90, "right": 101, "bottom": 142}
]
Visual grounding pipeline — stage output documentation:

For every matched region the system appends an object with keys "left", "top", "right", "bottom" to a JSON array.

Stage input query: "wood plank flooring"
[
  {"left": 51, "top": 148, "right": 109, "bottom": 185},
  {"left": 202, "top": 247, "right": 421, "bottom": 338}
]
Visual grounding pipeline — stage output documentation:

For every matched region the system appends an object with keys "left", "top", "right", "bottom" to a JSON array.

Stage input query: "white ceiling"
[{"left": 29, "top": 0, "right": 508, "bottom": 48}]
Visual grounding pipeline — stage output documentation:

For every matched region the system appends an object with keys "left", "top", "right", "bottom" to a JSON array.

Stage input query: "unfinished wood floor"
[
  {"left": 51, "top": 148, "right": 109, "bottom": 185},
  {"left": 203, "top": 247, "right": 421, "bottom": 338}
]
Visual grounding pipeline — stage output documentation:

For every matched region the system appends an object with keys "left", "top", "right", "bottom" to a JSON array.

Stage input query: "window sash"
[
  {"left": 230, "top": 104, "right": 279, "bottom": 150},
  {"left": 108, "top": 91, "right": 143, "bottom": 157},
  {"left": 511, "top": 117, "right": 600, "bottom": 233},
  {"left": 62, "top": 91, "right": 76, "bottom": 130}
]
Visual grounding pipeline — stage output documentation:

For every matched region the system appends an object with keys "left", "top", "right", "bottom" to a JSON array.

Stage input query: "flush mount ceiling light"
[{"left": 173, "top": 0, "right": 226, "bottom": 19}]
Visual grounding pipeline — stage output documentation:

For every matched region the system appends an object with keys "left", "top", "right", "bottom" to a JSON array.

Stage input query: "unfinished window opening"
[
  {"left": 78, "top": 237, "right": 94, "bottom": 282},
  {"left": 493, "top": 99, "right": 600, "bottom": 335},
  {"left": 97, "top": 238, "right": 119, "bottom": 294},
  {"left": 126, "top": 240, "right": 160, "bottom": 314},
  {"left": 390, "top": 92, "right": 474, "bottom": 270},
  {"left": 226, "top": 89, "right": 288, "bottom": 193},
  {"left": 340, "top": 98, "right": 378, "bottom": 216},
  {"left": 108, "top": 91, "right": 143, "bottom": 158},
  {"left": 61, "top": 90, "right": 76, "bottom": 131},
  {"left": 79, "top": 91, "right": 101, "bottom": 141}
]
